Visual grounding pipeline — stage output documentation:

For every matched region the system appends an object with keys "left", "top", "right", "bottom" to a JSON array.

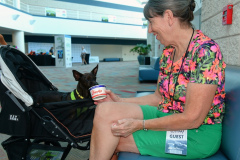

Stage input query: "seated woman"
[{"left": 89, "top": 0, "right": 226, "bottom": 159}]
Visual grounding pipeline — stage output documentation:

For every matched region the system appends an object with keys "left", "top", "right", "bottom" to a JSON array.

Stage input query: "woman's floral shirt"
[{"left": 158, "top": 30, "right": 226, "bottom": 125}]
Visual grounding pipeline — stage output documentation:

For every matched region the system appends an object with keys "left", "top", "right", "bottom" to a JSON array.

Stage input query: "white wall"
[
  {"left": 91, "top": 44, "right": 136, "bottom": 61},
  {"left": 0, "top": 4, "right": 147, "bottom": 40},
  {"left": 0, "top": 5, "right": 34, "bottom": 32},
  {"left": 72, "top": 44, "right": 91, "bottom": 63},
  {"left": 32, "top": 16, "right": 146, "bottom": 39},
  {"left": 201, "top": 0, "right": 240, "bottom": 66},
  {"left": 28, "top": 42, "right": 53, "bottom": 53},
  {"left": 19, "top": 0, "right": 144, "bottom": 25}
]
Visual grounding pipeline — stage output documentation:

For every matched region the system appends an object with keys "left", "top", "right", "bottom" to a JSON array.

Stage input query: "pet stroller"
[{"left": 0, "top": 45, "right": 95, "bottom": 160}]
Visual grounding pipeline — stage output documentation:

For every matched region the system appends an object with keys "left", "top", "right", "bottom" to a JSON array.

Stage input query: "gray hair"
[{"left": 144, "top": 0, "right": 195, "bottom": 26}]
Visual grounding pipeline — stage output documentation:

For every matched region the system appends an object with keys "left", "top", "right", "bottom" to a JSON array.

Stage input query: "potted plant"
[{"left": 130, "top": 44, "right": 151, "bottom": 65}]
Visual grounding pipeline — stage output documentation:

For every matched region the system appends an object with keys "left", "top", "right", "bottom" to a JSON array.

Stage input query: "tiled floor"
[{"left": 0, "top": 61, "right": 157, "bottom": 160}]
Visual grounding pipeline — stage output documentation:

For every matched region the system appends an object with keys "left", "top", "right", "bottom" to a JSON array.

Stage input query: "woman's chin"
[
  {"left": 157, "top": 38, "right": 163, "bottom": 44},
  {"left": 156, "top": 36, "right": 162, "bottom": 42}
]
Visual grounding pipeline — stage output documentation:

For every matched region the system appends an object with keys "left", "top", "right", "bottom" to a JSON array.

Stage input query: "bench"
[
  {"left": 119, "top": 65, "right": 240, "bottom": 160},
  {"left": 103, "top": 58, "right": 121, "bottom": 62}
]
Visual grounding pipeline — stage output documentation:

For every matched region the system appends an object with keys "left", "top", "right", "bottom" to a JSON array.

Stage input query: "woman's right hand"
[{"left": 93, "top": 90, "right": 121, "bottom": 105}]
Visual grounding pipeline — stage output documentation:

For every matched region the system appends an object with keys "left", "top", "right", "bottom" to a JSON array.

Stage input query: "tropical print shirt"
[{"left": 157, "top": 30, "right": 226, "bottom": 125}]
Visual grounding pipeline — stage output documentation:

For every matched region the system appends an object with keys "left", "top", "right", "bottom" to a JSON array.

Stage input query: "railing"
[{"left": 2, "top": 0, "right": 144, "bottom": 26}]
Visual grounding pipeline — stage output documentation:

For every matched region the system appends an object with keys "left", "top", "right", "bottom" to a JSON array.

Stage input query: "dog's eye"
[{"left": 87, "top": 76, "right": 96, "bottom": 81}]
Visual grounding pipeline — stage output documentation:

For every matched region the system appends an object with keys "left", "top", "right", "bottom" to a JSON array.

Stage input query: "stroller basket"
[
  {"left": 0, "top": 45, "right": 95, "bottom": 159},
  {"left": 2, "top": 136, "right": 66, "bottom": 160}
]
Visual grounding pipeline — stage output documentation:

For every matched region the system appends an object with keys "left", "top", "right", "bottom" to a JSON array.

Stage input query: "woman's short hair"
[{"left": 144, "top": 0, "right": 196, "bottom": 26}]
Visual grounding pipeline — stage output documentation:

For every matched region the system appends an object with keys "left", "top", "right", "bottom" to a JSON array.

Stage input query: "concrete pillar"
[
  {"left": 12, "top": 30, "right": 25, "bottom": 53},
  {"left": 146, "top": 24, "right": 152, "bottom": 57},
  {"left": 147, "top": 23, "right": 165, "bottom": 58},
  {"left": 147, "top": 29, "right": 151, "bottom": 56},
  {"left": 151, "top": 34, "right": 155, "bottom": 57},
  {"left": 12, "top": 0, "right": 25, "bottom": 53},
  {"left": 147, "top": 32, "right": 155, "bottom": 57},
  {"left": 157, "top": 40, "right": 165, "bottom": 58},
  {"left": 154, "top": 37, "right": 159, "bottom": 57},
  {"left": 13, "top": 0, "right": 20, "bottom": 9}
]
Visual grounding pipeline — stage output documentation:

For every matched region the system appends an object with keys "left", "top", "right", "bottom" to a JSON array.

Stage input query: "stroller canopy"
[{"left": 0, "top": 46, "right": 56, "bottom": 106}]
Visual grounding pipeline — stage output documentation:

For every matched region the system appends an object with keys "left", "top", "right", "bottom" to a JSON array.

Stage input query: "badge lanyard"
[
  {"left": 168, "top": 27, "right": 195, "bottom": 106},
  {"left": 165, "top": 28, "right": 195, "bottom": 155}
]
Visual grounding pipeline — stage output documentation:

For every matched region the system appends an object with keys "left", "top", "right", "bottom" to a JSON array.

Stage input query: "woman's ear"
[{"left": 164, "top": 9, "right": 174, "bottom": 27}]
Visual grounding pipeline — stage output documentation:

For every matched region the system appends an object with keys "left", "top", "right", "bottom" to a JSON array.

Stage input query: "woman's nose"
[{"left": 148, "top": 25, "right": 152, "bottom": 33}]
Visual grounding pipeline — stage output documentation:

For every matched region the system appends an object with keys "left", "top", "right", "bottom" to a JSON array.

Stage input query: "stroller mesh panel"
[
  {"left": 31, "top": 100, "right": 95, "bottom": 140},
  {"left": 17, "top": 65, "right": 52, "bottom": 94}
]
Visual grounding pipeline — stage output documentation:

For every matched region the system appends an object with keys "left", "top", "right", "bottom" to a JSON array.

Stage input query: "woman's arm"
[
  {"left": 94, "top": 88, "right": 162, "bottom": 107},
  {"left": 121, "top": 89, "right": 162, "bottom": 107},
  {"left": 110, "top": 83, "right": 217, "bottom": 137},
  {"left": 144, "top": 82, "right": 217, "bottom": 131}
]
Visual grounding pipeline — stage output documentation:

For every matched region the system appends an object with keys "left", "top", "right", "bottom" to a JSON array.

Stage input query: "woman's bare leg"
[
  {"left": 83, "top": 58, "right": 87, "bottom": 64},
  {"left": 111, "top": 154, "right": 118, "bottom": 160},
  {"left": 89, "top": 102, "right": 143, "bottom": 160},
  {"left": 110, "top": 134, "right": 140, "bottom": 160}
]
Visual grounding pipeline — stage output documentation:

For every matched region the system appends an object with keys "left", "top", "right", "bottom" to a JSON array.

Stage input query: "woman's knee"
[{"left": 94, "top": 102, "right": 116, "bottom": 121}]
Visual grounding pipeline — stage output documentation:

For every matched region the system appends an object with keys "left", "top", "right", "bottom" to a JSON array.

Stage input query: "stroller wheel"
[{"left": 33, "top": 138, "right": 61, "bottom": 147}]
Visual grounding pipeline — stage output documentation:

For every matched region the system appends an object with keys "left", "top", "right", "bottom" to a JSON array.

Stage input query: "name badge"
[{"left": 165, "top": 130, "right": 187, "bottom": 155}]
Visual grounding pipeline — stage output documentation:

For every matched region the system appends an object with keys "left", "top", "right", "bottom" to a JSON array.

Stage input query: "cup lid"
[{"left": 89, "top": 84, "right": 106, "bottom": 90}]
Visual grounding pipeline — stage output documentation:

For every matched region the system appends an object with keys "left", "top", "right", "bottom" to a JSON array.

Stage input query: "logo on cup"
[{"left": 92, "top": 89, "right": 103, "bottom": 96}]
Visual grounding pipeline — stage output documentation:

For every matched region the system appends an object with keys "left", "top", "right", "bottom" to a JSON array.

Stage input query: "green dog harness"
[
  {"left": 70, "top": 89, "right": 84, "bottom": 100},
  {"left": 70, "top": 89, "right": 87, "bottom": 117}
]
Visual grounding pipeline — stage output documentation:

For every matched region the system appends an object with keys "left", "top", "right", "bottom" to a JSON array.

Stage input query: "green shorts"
[{"left": 132, "top": 105, "right": 222, "bottom": 159}]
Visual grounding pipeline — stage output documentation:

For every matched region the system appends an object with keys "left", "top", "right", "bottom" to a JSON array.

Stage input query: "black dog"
[
  {"left": 32, "top": 64, "right": 98, "bottom": 104},
  {"left": 70, "top": 64, "right": 98, "bottom": 100}
]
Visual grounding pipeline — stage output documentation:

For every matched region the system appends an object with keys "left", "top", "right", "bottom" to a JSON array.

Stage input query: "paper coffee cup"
[{"left": 89, "top": 85, "right": 107, "bottom": 100}]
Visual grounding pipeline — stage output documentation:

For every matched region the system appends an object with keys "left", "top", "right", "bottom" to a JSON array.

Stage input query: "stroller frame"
[{"left": 0, "top": 45, "right": 95, "bottom": 160}]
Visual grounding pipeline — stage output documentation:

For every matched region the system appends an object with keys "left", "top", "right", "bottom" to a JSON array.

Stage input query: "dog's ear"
[
  {"left": 72, "top": 70, "right": 83, "bottom": 81},
  {"left": 91, "top": 64, "right": 98, "bottom": 76}
]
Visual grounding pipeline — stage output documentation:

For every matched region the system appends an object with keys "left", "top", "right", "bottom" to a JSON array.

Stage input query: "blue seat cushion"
[
  {"left": 138, "top": 66, "right": 159, "bottom": 81},
  {"left": 118, "top": 150, "right": 228, "bottom": 160},
  {"left": 220, "top": 65, "right": 240, "bottom": 160},
  {"left": 138, "top": 57, "right": 160, "bottom": 81},
  {"left": 153, "top": 57, "right": 160, "bottom": 70}
]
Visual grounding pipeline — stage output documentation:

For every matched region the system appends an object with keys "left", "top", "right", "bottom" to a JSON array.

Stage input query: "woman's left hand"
[{"left": 111, "top": 118, "right": 142, "bottom": 137}]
